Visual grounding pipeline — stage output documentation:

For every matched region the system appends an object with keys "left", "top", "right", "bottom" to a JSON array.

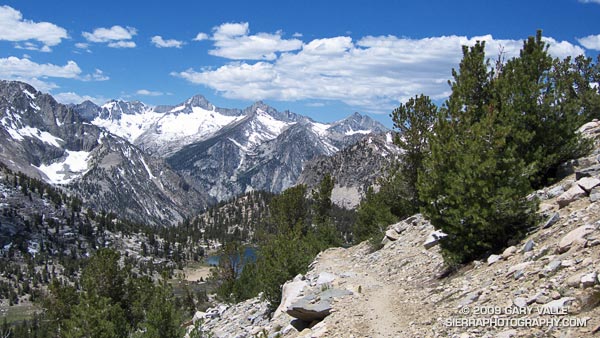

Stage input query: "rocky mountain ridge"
[
  {"left": 71, "top": 90, "right": 389, "bottom": 202},
  {"left": 191, "top": 121, "right": 600, "bottom": 337},
  {"left": 0, "top": 80, "right": 208, "bottom": 225},
  {"left": 297, "top": 132, "right": 401, "bottom": 208}
]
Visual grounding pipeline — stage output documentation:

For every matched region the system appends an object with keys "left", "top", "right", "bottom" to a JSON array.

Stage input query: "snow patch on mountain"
[
  {"left": 4, "top": 124, "right": 63, "bottom": 147},
  {"left": 156, "top": 106, "right": 242, "bottom": 141},
  {"left": 36, "top": 150, "right": 90, "bottom": 184},
  {"left": 92, "top": 109, "right": 163, "bottom": 142}
]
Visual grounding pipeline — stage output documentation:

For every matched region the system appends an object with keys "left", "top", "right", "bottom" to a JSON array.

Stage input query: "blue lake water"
[{"left": 206, "top": 246, "right": 257, "bottom": 266}]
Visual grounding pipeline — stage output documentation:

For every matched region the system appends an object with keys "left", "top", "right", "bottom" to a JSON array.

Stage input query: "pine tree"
[
  {"left": 419, "top": 41, "right": 538, "bottom": 266},
  {"left": 390, "top": 94, "right": 438, "bottom": 210}
]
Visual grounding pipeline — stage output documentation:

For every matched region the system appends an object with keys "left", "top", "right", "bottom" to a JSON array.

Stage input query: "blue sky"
[{"left": 1, "top": 0, "right": 599, "bottom": 126}]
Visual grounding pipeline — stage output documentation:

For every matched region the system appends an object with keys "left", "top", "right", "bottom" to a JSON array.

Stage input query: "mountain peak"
[{"left": 185, "top": 94, "right": 214, "bottom": 110}]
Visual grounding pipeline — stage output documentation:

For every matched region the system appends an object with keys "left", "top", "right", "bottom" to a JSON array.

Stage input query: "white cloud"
[
  {"left": 82, "top": 25, "right": 136, "bottom": 42},
  {"left": 53, "top": 92, "right": 106, "bottom": 105},
  {"left": 0, "top": 56, "right": 81, "bottom": 79},
  {"left": 292, "top": 32, "right": 303, "bottom": 38},
  {"left": 75, "top": 42, "right": 89, "bottom": 49},
  {"left": 193, "top": 32, "right": 209, "bottom": 41},
  {"left": 173, "top": 33, "right": 585, "bottom": 114},
  {"left": 151, "top": 36, "right": 185, "bottom": 48},
  {"left": 82, "top": 69, "right": 109, "bottom": 81},
  {"left": 107, "top": 40, "right": 136, "bottom": 48},
  {"left": 579, "top": 0, "right": 600, "bottom": 3},
  {"left": 82, "top": 25, "right": 136, "bottom": 48},
  {"left": 0, "top": 6, "right": 67, "bottom": 50},
  {"left": 136, "top": 89, "right": 163, "bottom": 96},
  {"left": 213, "top": 22, "right": 249, "bottom": 39},
  {"left": 577, "top": 34, "right": 600, "bottom": 50},
  {"left": 208, "top": 22, "right": 303, "bottom": 60},
  {"left": 0, "top": 56, "right": 109, "bottom": 91},
  {"left": 14, "top": 41, "right": 52, "bottom": 52}
]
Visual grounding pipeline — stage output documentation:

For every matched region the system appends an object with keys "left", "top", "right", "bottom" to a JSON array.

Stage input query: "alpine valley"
[{"left": 0, "top": 80, "right": 391, "bottom": 226}]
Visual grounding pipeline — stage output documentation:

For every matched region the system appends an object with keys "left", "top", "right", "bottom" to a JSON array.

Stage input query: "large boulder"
[
  {"left": 577, "top": 176, "right": 600, "bottom": 193},
  {"left": 274, "top": 276, "right": 308, "bottom": 319},
  {"left": 557, "top": 224, "right": 596, "bottom": 253},
  {"left": 556, "top": 185, "right": 587, "bottom": 208},
  {"left": 286, "top": 288, "right": 352, "bottom": 322},
  {"left": 287, "top": 297, "right": 332, "bottom": 322}
]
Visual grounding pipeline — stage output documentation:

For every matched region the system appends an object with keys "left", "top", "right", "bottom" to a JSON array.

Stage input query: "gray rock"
[
  {"left": 513, "top": 297, "right": 527, "bottom": 308},
  {"left": 546, "top": 185, "right": 565, "bottom": 199},
  {"left": 577, "top": 176, "right": 600, "bottom": 193},
  {"left": 522, "top": 239, "right": 535, "bottom": 253},
  {"left": 557, "top": 184, "right": 587, "bottom": 208},
  {"left": 384, "top": 228, "right": 400, "bottom": 241},
  {"left": 543, "top": 259, "right": 562, "bottom": 274},
  {"left": 576, "top": 164, "right": 600, "bottom": 180},
  {"left": 274, "top": 278, "right": 308, "bottom": 319},
  {"left": 557, "top": 224, "right": 595, "bottom": 253},
  {"left": 319, "top": 288, "right": 353, "bottom": 300},
  {"left": 502, "top": 246, "right": 517, "bottom": 259},
  {"left": 424, "top": 230, "right": 447, "bottom": 249},
  {"left": 287, "top": 299, "right": 332, "bottom": 322},
  {"left": 581, "top": 272, "right": 598, "bottom": 288},
  {"left": 508, "top": 262, "right": 532, "bottom": 276},
  {"left": 487, "top": 254, "right": 502, "bottom": 266},
  {"left": 590, "top": 187, "right": 600, "bottom": 202},
  {"left": 541, "top": 212, "right": 560, "bottom": 229}
]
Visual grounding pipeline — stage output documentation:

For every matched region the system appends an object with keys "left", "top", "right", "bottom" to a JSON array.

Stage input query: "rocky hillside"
[
  {"left": 297, "top": 132, "right": 401, "bottom": 209},
  {"left": 190, "top": 121, "right": 600, "bottom": 337}
]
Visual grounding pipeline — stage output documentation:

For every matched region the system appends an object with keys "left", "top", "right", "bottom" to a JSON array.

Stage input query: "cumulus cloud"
[
  {"left": 0, "top": 6, "right": 67, "bottom": 51},
  {"left": 0, "top": 56, "right": 109, "bottom": 92},
  {"left": 82, "top": 25, "right": 137, "bottom": 48},
  {"left": 53, "top": 92, "right": 106, "bottom": 105},
  {"left": 0, "top": 56, "right": 81, "bottom": 79},
  {"left": 136, "top": 89, "right": 163, "bottom": 96},
  {"left": 193, "top": 32, "right": 209, "bottom": 41},
  {"left": 206, "top": 22, "right": 302, "bottom": 60},
  {"left": 577, "top": 34, "right": 600, "bottom": 50},
  {"left": 173, "top": 33, "right": 585, "bottom": 113},
  {"left": 151, "top": 36, "right": 185, "bottom": 48}
]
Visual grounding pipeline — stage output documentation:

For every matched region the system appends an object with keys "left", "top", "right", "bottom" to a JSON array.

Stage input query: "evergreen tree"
[
  {"left": 311, "top": 174, "right": 340, "bottom": 247},
  {"left": 419, "top": 41, "right": 538, "bottom": 266},
  {"left": 390, "top": 94, "right": 438, "bottom": 210}
]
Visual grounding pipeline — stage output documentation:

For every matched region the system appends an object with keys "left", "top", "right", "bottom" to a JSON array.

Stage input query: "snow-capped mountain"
[
  {"left": 74, "top": 95, "right": 388, "bottom": 201},
  {"left": 1, "top": 81, "right": 209, "bottom": 225}
]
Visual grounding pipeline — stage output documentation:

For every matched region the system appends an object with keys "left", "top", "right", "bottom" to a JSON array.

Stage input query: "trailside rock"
[
  {"left": 274, "top": 277, "right": 308, "bottom": 319},
  {"left": 557, "top": 224, "right": 596, "bottom": 253},
  {"left": 577, "top": 176, "right": 600, "bottom": 193},
  {"left": 487, "top": 254, "right": 502, "bottom": 266},
  {"left": 424, "top": 230, "right": 447, "bottom": 249},
  {"left": 385, "top": 228, "right": 400, "bottom": 241},
  {"left": 542, "top": 212, "right": 560, "bottom": 229},
  {"left": 557, "top": 185, "right": 587, "bottom": 208},
  {"left": 576, "top": 164, "right": 600, "bottom": 180},
  {"left": 287, "top": 298, "right": 332, "bottom": 322}
]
